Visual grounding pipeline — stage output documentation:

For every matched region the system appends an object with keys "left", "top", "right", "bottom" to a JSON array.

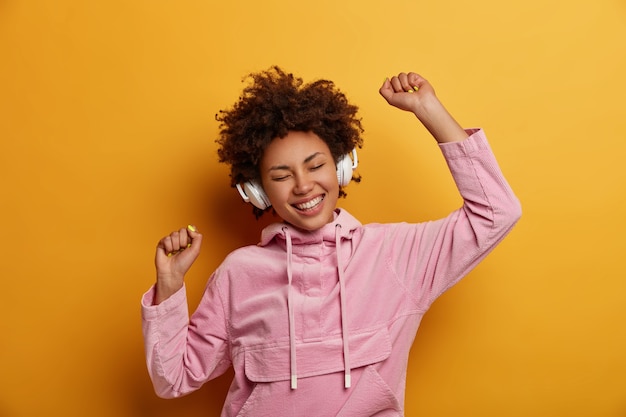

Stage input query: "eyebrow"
[{"left": 268, "top": 152, "right": 324, "bottom": 171}]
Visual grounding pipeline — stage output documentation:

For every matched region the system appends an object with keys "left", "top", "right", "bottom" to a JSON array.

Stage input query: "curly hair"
[{"left": 215, "top": 66, "right": 364, "bottom": 216}]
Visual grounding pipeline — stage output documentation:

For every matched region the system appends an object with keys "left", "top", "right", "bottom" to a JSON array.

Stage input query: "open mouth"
[{"left": 293, "top": 195, "right": 325, "bottom": 212}]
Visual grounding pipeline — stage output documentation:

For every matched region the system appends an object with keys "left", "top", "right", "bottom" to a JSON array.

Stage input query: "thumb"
[{"left": 185, "top": 224, "right": 203, "bottom": 257}]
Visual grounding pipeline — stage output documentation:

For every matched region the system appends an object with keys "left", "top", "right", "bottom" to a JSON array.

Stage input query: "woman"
[{"left": 141, "top": 67, "right": 521, "bottom": 416}]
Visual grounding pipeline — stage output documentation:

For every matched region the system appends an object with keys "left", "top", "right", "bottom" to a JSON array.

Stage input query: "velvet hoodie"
[{"left": 141, "top": 129, "right": 522, "bottom": 416}]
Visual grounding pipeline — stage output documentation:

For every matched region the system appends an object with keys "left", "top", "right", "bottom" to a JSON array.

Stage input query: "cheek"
[
  {"left": 324, "top": 173, "right": 340, "bottom": 192},
  {"left": 263, "top": 181, "right": 288, "bottom": 202},
  {"left": 319, "top": 165, "right": 339, "bottom": 187}
]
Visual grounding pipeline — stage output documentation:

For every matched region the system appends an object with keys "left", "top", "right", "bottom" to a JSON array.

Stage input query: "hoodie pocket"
[
  {"left": 335, "top": 365, "right": 403, "bottom": 417},
  {"left": 236, "top": 328, "right": 396, "bottom": 416},
  {"left": 244, "top": 327, "right": 392, "bottom": 382}
]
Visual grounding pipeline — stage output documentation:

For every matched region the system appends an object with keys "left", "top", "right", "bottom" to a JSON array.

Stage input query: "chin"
[{"left": 285, "top": 212, "right": 334, "bottom": 232}]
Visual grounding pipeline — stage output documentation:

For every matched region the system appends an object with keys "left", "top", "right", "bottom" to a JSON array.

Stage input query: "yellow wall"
[{"left": 1, "top": 0, "right": 625, "bottom": 416}]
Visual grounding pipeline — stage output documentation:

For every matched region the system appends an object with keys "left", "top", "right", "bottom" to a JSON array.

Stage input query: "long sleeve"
[
  {"left": 388, "top": 128, "right": 522, "bottom": 307},
  {"left": 141, "top": 278, "right": 231, "bottom": 398}
]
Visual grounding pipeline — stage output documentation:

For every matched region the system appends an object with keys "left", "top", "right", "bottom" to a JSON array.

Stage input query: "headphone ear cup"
[
  {"left": 237, "top": 180, "right": 271, "bottom": 210},
  {"left": 336, "top": 150, "right": 358, "bottom": 187}
]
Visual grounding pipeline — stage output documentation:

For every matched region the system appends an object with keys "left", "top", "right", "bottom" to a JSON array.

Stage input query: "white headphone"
[{"left": 236, "top": 149, "right": 358, "bottom": 210}]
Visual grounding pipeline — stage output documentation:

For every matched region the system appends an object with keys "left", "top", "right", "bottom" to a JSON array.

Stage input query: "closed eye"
[{"left": 271, "top": 174, "right": 291, "bottom": 182}]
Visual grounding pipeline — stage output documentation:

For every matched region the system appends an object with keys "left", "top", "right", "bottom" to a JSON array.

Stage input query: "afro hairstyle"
[{"left": 215, "top": 66, "right": 364, "bottom": 217}]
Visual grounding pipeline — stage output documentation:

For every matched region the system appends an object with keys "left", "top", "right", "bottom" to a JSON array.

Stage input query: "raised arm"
[{"left": 379, "top": 72, "right": 522, "bottom": 305}]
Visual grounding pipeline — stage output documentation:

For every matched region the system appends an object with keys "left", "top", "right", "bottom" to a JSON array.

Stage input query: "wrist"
[
  {"left": 154, "top": 278, "right": 184, "bottom": 304},
  {"left": 411, "top": 94, "right": 443, "bottom": 121},
  {"left": 413, "top": 96, "right": 467, "bottom": 143}
]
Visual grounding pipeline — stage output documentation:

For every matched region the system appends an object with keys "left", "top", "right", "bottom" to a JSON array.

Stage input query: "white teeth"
[{"left": 295, "top": 195, "right": 324, "bottom": 211}]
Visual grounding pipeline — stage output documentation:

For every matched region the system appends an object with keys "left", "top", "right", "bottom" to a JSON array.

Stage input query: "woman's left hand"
[
  {"left": 379, "top": 72, "right": 468, "bottom": 143},
  {"left": 379, "top": 72, "right": 436, "bottom": 114}
]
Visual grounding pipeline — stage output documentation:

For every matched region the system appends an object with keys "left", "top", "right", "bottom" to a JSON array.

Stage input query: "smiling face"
[{"left": 260, "top": 131, "right": 340, "bottom": 231}]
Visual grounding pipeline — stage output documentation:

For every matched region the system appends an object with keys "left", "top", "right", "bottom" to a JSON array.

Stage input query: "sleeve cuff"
[
  {"left": 141, "top": 284, "right": 187, "bottom": 321},
  {"left": 438, "top": 128, "right": 491, "bottom": 159}
]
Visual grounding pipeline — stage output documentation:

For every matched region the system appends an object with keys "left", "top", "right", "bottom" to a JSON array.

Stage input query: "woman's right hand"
[{"left": 153, "top": 225, "right": 203, "bottom": 304}]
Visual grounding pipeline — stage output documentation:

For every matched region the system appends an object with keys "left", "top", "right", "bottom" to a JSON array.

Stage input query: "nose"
[{"left": 293, "top": 172, "right": 314, "bottom": 195}]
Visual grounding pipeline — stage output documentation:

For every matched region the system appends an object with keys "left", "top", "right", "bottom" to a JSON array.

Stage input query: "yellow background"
[{"left": 1, "top": 0, "right": 625, "bottom": 416}]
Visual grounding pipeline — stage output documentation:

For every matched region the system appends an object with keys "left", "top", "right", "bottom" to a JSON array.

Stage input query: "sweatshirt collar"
[{"left": 259, "top": 208, "right": 361, "bottom": 247}]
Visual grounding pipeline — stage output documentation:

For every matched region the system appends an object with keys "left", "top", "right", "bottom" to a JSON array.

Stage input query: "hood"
[{"left": 257, "top": 208, "right": 362, "bottom": 390}]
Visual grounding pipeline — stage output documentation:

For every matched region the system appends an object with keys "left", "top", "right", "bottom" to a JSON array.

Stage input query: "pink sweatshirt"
[{"left": 141, "top": 129, "right": 521, "bottom": 416}]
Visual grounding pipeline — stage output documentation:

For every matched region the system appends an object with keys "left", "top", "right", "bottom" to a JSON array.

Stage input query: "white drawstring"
[
  {"left": 335, "top": 224, "right": 351, "bottom": 388},
  {"left": 283, "top": 227, "right": 298, "bottom": 389}
]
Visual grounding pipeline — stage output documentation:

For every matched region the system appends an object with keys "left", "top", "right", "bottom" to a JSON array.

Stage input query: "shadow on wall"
[
  {"left": 203, "top": 173, "right": 281, "bottom": 250},
  {"left": 122, "top": 168, "right": 277, "bottom": 417}
]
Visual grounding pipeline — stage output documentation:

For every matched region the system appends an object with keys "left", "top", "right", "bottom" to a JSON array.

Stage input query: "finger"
[
  {"left": 398, "top": 72, "right": 409, "bottom": 91},
  {"left": 407, "top": 72, "right": 425, "bottom": 90},
  {"left": 159, "top": 235, "right": 174, "bottom": 255},
  {"left": 177, "top": 227, "right": 190, "bottom": 248},
  {"left": 156, "top": 238, "right": 178, "bottom": 261},
  {"left": 170, "top": 231, "right": 182, "bottom": 252},
  {"left": 399, "top": 72, "right": 419, "bottom": 93},
  {"left": 389, "top": 75, "right": 402, "bottom": 93},
  {"left": 379, "top": 78, "right": 394, "bottom": 101},
  {"left": 391, "top": 74, "right": 415, "bottom": 94},
  {"left": 161, "top": 231, "right": 185, "bottom": 257},
  {"left": 156, "top": 241, "right": 168, "bottom": 258},
  {"left": 391, "top": 77, "right": 408, "bottom": 93}
]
